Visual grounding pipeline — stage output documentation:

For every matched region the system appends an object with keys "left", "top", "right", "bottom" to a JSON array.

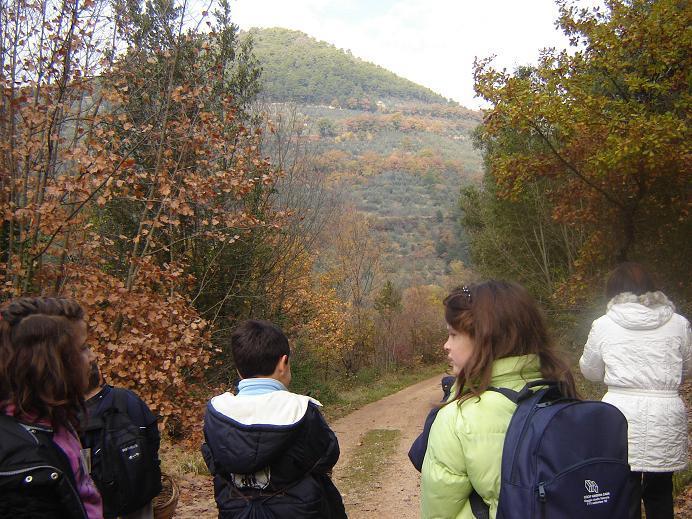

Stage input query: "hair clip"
[{"left": 461, "top": 285, "right": 472, "bottom": 302}]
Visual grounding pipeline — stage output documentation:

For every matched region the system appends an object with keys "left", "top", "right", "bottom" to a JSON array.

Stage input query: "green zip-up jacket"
[{"left": 420, "top": 355, "right": 542, "bottom": 519}]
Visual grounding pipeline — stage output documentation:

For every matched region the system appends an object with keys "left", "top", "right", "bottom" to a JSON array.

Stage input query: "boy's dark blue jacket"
[
  {"left": 202, "top": 389, "right": 346, "bottom": 519},
  {"left": 83, "top": 385, "right": 158, "bottom": 429}
]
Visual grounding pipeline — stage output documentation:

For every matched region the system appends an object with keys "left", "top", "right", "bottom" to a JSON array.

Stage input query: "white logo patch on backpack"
[
  {"left": 583, "top": 479, "right": 612, "bottom": 506},
  {"left": 231, "top": 467, "right": 271, "bottom": 490}
]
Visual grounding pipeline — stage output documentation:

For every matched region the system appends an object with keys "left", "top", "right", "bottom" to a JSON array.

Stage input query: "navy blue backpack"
[{"left": 471, "top": 380, "right": 633, "bottom": 519}]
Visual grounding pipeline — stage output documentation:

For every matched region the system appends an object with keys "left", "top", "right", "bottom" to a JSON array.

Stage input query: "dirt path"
[
  {"left": 172, "top": 378, "right": 692, "bottom": 517},
  {"left": 173, "top": 374, "right": 443, "bottom": 518},
  {"left": 331, "top": 374, "right": 442, "bottom": 518}
]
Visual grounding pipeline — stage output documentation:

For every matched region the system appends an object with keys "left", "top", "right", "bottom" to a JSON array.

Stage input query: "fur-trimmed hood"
[{"left": 606, "top": 291, "right": 675, "bottom": 330}]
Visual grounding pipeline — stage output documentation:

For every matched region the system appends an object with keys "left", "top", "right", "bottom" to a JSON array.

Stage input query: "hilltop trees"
[
  {"left": 245, "top": 27, "right": 449, "bottom": 107},
  {"left": 468, "top": 0, "right": 690, "bottom": 304}
]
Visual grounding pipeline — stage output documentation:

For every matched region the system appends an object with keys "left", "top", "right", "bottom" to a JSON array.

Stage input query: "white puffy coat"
[{"left": 580, "top": 291, "right": 691, "bottom": 472}]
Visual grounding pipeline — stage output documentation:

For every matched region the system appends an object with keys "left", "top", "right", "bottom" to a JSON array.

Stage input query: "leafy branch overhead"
[{"left": 470, "top": 0, "right": 690, "bottom": 303}]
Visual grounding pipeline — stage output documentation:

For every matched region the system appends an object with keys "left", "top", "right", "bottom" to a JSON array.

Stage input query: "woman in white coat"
[{"left": 580, "top": 263, "right": 690, "bottom": 519}]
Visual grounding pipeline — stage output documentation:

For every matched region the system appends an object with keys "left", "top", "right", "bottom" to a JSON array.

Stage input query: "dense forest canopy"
[{"left": 465, "top": 0, "right": 690, "bottom": 312}]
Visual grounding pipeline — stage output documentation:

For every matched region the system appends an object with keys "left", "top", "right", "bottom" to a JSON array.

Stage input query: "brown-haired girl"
[
  {"left": 0, "top": 297, "right": 103, "bottom": 519},
  {"left": 419, "top": 280, "right": 576, "bottom": 518},
  {"left": 580, "top": 263, "right": 690, "bottom": 519}
]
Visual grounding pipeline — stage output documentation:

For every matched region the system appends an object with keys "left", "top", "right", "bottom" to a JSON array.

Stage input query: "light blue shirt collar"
[{"left": 237, "top": 378, "right": 287, "bottom": 396}]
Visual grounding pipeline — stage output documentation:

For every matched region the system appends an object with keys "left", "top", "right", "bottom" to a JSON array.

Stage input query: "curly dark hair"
[{"left": 0, "top": 297, "right": 87, "bottom": 429}]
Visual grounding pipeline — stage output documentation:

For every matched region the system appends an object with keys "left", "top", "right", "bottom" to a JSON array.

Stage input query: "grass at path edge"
[{"left": 339, "top": 429, "right": 402, "bottom": 501}]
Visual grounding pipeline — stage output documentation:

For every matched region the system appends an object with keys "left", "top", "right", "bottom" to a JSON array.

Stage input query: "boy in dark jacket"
[
  {"left": 202, "top": 320, "right": 346, "bottom": 519},
  {"left": 81, "top": 362, "right": 162, "bottom": 519}
]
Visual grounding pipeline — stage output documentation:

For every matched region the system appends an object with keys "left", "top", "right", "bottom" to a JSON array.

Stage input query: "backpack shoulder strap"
[
  {"left": 84, "top": 411, "right": 104, "bottom": 432},
  {"left": 84, "top": 386, "right": 127, "bottom": 432},
  {"left": 486, "top": 379, "right": 563, "bottom": 402},
  {"left": 109, "top": 388, "right": 130, "bottom": 415},
  {"left": 467, "top": 381, "right": 558, "bottom": 519},
  {"left": 469, "top": 490, "right": 490, "bottom": 519}
]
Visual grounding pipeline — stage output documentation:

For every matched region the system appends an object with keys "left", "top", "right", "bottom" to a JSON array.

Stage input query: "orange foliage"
[
  {"left": 0, "top": 0, "right": 282, "bottom": 440},
  {"left": 314, "top": 148, "right": 464, "bottom": 183}
]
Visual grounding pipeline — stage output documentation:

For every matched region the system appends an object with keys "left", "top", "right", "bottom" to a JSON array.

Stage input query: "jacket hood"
[
  {"left": 204, "top": 391, "right": 322, "bottom": 474},
  {"left": 606, "top": 291, "right": 675, "bottom": 330}
]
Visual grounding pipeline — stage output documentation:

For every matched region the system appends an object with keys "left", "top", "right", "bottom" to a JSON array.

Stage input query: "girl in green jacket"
[{"left": 420, "top": 281, "right": 577, "bottom": 519}]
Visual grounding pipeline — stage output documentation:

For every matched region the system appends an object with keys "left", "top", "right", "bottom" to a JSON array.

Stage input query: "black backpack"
[
  {"left": 0, "top": 414, "right": 87, "bottom": 519},
  {"left": 84, "top": 389, "right": 162, "bottom": 518}
]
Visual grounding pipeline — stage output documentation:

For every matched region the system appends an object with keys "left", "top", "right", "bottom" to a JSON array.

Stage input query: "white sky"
[{"left": 224, "top": 0, "right": 584, "bottom": 109}]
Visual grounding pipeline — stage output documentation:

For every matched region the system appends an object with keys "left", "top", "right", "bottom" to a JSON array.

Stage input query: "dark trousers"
[{"left": 629, "top": 471, "right": 673, "bottom": 519}]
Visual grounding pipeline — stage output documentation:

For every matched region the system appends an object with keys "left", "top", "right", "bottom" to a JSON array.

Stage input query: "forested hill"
[
  {"left": 241, "top": 27, "right": 482, "bottom": 285},
  {"left": 245, "top": 27, "right": 452, "bottom": 107}
]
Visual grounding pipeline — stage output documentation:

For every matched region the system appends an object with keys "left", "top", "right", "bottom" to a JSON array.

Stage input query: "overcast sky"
[{"left": 226, "top": 0, "right": 583, "bottom": 109}]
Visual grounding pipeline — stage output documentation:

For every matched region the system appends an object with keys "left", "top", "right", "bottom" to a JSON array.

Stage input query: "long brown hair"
[
  {"left": 0, "top": 297, "right": 87, "bottom": 429},
  {"left": 444, "top": 281, "right": 577, "bottom": 403}
]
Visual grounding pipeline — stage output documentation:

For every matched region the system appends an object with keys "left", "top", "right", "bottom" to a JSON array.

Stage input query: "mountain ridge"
[{"left": 243, "top": 27, "right": 457, "bottom": 108}]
